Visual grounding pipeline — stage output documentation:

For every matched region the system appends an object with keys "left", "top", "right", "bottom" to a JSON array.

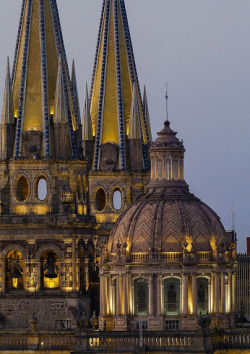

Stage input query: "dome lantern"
[{"left": 150, "top": 120, "right": 185, "bottom": 182}]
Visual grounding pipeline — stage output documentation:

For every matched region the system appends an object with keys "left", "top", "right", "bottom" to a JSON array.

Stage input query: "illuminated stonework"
[{"left": 99, "top": 121, "right": 237, "bottom": 332}]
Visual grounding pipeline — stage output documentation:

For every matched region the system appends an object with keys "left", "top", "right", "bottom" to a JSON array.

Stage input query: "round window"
[
  {"left": 95, "top": 189, "right": 106, "bottom": 211},
  {"left": 37, "top": 178, "right": 47, "bottom": 201},
  {"left": 16, "top": 176, "right": 29, "bottom": 202},
  {"left": 113, "top": 189, "right": 122, "bottom": 211}
]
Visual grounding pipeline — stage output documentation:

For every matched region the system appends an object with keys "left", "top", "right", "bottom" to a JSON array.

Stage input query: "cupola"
[{"left": 150, "top": 120, "right": 185, "bottom": 182}]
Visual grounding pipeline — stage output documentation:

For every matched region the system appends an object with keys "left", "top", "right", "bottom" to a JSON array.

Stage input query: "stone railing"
[
  {"left": 0, "top": 328, "right": 250, "bottom": 352},
  {"left": 87, "top": 331, "right": 198, "bottom": 351},
  {"left": 0, "top": 334, "right": 28, "bottom": 349},
  {"left": 40, "top": 333, "right": 76, "bottom": 349},
  {"left": 197, "top": 252, "right": 213, "bottom": 261},
  {"left": 212, "top": 330, "right": 250, "bottom": 350},
  {"left": 0, "top": 330, "right": 75, "bottom": 351},
  {"left": 130, "top": 252, "right": 183, "bottom": 262}
]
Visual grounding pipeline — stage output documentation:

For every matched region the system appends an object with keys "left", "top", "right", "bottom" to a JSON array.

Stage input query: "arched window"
[
  {"left": 173, "top": 159, "right": 178, "bottom": 180},
  {"left": 165, "top": 157, "right": 171, "bottom": 180},
  {"left": 151, "top": 158, "right": 157, "bottom": 180},
  {"left": 163, "top": 278, "right": 180, "bottom": 315},
  {"left": 197, "top": 278, "right": 208, "bottom": 314},
  {"left": 179, "top": 159, "right": 184, "bottom": 180},
  {"left": 157, "top": 158, "right": 163, "bottom": 180},
  {"left": 16, "top": 176, "right": 29, "bottom": 202},
  {"left": 112, "top": 189, "right": 122, "bottom": 211},
  {"left": 41, "top": 251, "right": 59, "bottom": 289},
  {"left": 6, "top": 250, "right": 24, "bottom": 290},
  {"left": 134, "top": 279, "right": 148, "bottom": 315},
  {"left": 79, "top": 247, "right": 85, "bottom": 292},
  {"left": 95, "top": 189, "right": 106, "bottom": 211},
  {"left": 37, "top": 177, "right": 47, "bottom": 201}
]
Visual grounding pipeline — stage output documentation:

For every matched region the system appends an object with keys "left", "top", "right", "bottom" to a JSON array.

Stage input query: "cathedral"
[{"left": 0, "top": 0, "right": 248, "bottom": 353}]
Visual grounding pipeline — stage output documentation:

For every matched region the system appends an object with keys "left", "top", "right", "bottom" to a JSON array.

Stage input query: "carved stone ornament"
[
  {"left": 23, "top": 130, "right": 43, "bottom": 159},
  {"left": 100, "top": 142, "right": 119, "bottom": 171}
]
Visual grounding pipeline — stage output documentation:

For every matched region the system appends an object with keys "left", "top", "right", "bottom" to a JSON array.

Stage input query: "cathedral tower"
[
  {"left": 0, "top": 0, "right": 98, "bottom": 330},
  {"left": 86, "top": 0, "right": 152, "bottom": 224}
]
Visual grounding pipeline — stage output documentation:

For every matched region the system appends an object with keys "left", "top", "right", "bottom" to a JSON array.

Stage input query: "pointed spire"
[
  {"left": 71, "top": 60, "right": 81, "bottom": 126},
  {"left": 165, "top": 83, "right": 169, "bottom": 123},
  {"left": 54, "top": 57, "right": 67, "bottom": 123},
  {"left": 90, "top": 0, "right": 151, "bottom": 170},
  {"left": 82, "top": 83, "right": 93, "bottom": 141},
  {"left": 143, "top": 86, "right": 152, "bottom": 142},
  {"left": 129, "top": 84, "right": 142, "bottom": 140},
  {"left": 1, "top": 57, "right": 13, "bottom": 124},
  {"left": 11, "top": 0, "right": 78, "bottom": 158}
]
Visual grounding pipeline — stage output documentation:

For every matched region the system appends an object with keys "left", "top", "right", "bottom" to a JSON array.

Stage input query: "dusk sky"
[{"left": 0, "top": 0, "right": 249, "bottom": 252}]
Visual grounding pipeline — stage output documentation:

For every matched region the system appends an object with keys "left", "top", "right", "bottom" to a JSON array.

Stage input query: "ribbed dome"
[
  {"left": 108, "top": 120, "right": 230, "bottom": 257},
  {"left": 109, "top": 183, "right": 230, "bottom": 254}
]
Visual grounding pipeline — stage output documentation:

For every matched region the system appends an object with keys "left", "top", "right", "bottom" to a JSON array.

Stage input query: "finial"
[{"left": 165, "top": 83, "right": 169, "bottom": 123}]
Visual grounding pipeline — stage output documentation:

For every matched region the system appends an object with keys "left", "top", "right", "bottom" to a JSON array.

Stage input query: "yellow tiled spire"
[
  {"left": 90, "top": 0, "right": 151, "bottom": 170},
  {"left": 11, "top": 0, "right": 78, "bottom": 158}
]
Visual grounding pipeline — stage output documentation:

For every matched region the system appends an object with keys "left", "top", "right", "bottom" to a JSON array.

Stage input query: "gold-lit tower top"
[
  {"left": 9, "top": 0, "right": 80, "bottom": 158},
  {"left": 90, "top": 0, "right": 152, "bottom": 170}
]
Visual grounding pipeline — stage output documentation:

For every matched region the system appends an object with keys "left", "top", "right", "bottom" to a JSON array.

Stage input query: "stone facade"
[{"left": 0, "top": 0, "right": 248, "bottom": 353}]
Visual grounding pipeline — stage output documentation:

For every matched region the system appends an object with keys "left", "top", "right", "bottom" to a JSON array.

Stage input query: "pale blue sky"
[{"left": 0, "top": 0, "right": 249, "bottom": 252}]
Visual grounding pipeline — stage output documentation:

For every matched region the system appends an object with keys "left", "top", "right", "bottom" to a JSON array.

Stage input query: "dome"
[
  {"left": 109, "top": 184, "right": 229, "bottom": 254},
  {"left": 108, "top": 121, "right": 231, "bottom": 256}
]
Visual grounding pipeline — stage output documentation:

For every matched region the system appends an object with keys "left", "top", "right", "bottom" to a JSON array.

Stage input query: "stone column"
[
  {"left": 156, "top": 275, "right": 162, "bottom": 315},
  {"left": 127, "top": 274, "right": 132, "bottom": 315},
  {"left": 0, "top": 260, "right": 5, "bottom": 294},
  {"left": 214, "top": 272, "right": 220, "bottom": 313},
  {"left": 22, "top": 260, "right": 28, "bottom": 291},
  {"left": 116, "top": 275, "right": 121, "bottom": 315},
  {"left": 220, "top": 273, "right": 225, "bottom": 313},
  {"left": 192, "top": 273, "right": 197, "bottom": 315},
  {"left": 228, "top": 274, "right": 232, "bottom": 313},
  {"left": 107, "top": 275, "right": 112, "bottom": 315},
  {"left": 99, "top": 274, "right": 105, "bottom": 315},
  {"left": 208, "top": 278, "right": 211, "bottom": 313},
  {"left": 123, "top": 274, "right": 128, "bottom": 315},
  {"left": 149, "top": 274, "right": 154, "bottom": 316},
  {"left": 182, "top": 273, "right": 188, "bottom": 314},
  {"left": 84, "top": 259, "right": 89, "bottom": 292},
  {"left": 36, "top": 259, "right": 41, "bottom": 293},
  {"left": 132, "top": 282, "right": 135, "bottom": 315},
  {"left": 72, "top": 240, "right": 77, "bottom": 291},
  {"left": 232, "top": 272, "right": 236, "bottom": 312}
]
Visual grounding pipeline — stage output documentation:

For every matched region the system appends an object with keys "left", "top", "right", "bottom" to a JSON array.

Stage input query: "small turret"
[
  {"left": 82, "top": 83, "right": 94, "bottom": 167},
  {"left": 0, "top": 57, "right": 15, "bottom": 160},
  {"left": 128, "top": 84, "right": 144, "bottom": 171},
  {"left": 71, "top": 60, "right": 81, "bottom": 126},
  {"left": 143, "top": 86, "right": 152, "bottom": 142},
  {"left": 53, "top": 58, "right": 72, "bottom": 159}
]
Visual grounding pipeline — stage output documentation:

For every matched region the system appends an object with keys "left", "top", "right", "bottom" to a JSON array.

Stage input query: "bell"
[
  {"left": 12, "top": 267, "right": 22, "bottom": 279},
  {"left": 44, "top": 264, "right": 57, "bottom": 278},
  {"left": 44, "top": 252, "right": 58, "bottom": 278}
]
